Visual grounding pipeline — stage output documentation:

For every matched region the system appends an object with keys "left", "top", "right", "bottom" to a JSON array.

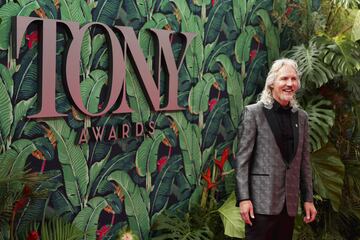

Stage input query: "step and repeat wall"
[{"left": 0, "top": 0, "right": 294, "bottom": 239}]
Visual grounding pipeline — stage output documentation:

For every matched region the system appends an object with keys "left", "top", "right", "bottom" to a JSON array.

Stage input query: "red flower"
[
  {"left": 285, "top": 7, "right": 293, "bottom": 17},
  {"left": 13, "top": 197, "right": 30, "bottom": 214},
  {"left": 25, "top": 31, "right": 38, "bottom": 49},
  {"left": 157, "top": 156, "right": 168, "bottom": 172},
  {"left": 208, "top": 98, "right": 218, "bottom": 111},
  {"left": 215, "top": 148, "right": 230, "bottom": 173},
  {"left": 249, "top": 50, "right": 257, "bottom": 63},
  {"left": 202, "top": 167, "right": 216, "bottom": 190},
  {"left": 211, "top": 0, "right": 215, "bottom": 6},
  {"left": 23, "top": 185, "right": 32, "bottom": 197},
  {"left": 97, "top": 225, "right": 111, "bottom": 240},
  {"left": 27, "top": 231, "right": 40, "bottom": 240}
]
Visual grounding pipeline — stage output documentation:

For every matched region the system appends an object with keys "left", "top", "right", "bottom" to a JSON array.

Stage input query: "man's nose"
[{"left": 286, "top": 79, "right": 293, "bottom": 85}]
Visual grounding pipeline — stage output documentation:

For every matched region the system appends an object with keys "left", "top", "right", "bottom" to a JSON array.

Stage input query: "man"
[{"left": 235, "top": 59, "right": 317, "bottom": 240}]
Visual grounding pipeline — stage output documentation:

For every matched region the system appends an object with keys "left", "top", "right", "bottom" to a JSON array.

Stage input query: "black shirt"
[{"left": 271, "top": 100, "right": 294, "bottom": 164}]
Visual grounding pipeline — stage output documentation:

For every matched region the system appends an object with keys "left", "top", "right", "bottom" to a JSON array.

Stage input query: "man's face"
[{"left": 271, "top": 64, "right": 299, "bottom": 106}]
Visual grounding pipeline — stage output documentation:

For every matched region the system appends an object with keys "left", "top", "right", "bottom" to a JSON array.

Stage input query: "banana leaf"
[
  {"left": 51, "top": 190, "right": 78, "bottom": 221},
  {"left": 37, "top": 0, "right": 58, "bottom": 19},
  {"left": 80, "top": 70, "right": 107, "bottom": 114},
  {"left": 216, "top": 54, "right": 243, "bottom": 126},
  {"left": 254, "top": 9, "right": 279, "bottom": 65},
  {"left": 2, "top": 139, "right": 36, "bottom": 175},
  {"left": 150, "top": 155, "right": 182, "bottom": 220},
  {"left": 135, "top": 130, "right": 166, "bottom": 190},
  {"left": 235, "top": 25, "right": 256, "bottom": 64},
  {"left": 107, "top": 171, "right": 150, "bottom": 240},
  {"left": 0, "top": 64, "right": 13, "bottom": 97},
  {"left": 46, "top": 119, "right": 89, "bottom": 208},
  {"left": 9, "top": 95, "right": 37, "bottom": 139},
  {"left": 184, "top": 15, "right": 204, "bottom": 78},
  {"left": 188, "top": 73, "right": 216, "bottom": 114},
  {"left": 166, "top": 112, "right": 201, "bottom": 186},
  {"left": 92, "top": 0, "right": 121, "bottom": 25},
  {"left": 91, "top": 151, "right": 136, "bottom": 197},
  {"left": 0, "top": 1, "right": 40, "bottom": 50},
  {"left": 204, "top": 0, "right": 231, "bottom": 44},
  {"left": 13, "top": 47, "right": 38, "bottom": 103},
  {"left": 204, "top": 41, "right": 235, "bottom": 72},
  {"left": 0, "top": 79, "right": 13, "bottom": 144},
  {"left": 123, "top": 0, "right": 143, "bottom": 22},
  {"left": 126, "top": 63, "right": 150, "bottom": 123},
  {"left": 73, "top": 196, "right": 108, "bottom": 240},
  {"left": 202, "top": 98, "right": 228, "bottom": 149}
]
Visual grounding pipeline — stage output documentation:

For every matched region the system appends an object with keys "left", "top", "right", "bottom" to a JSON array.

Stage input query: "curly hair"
[{"left": 258, "top": 58, "right": 301, "bottom": 108}]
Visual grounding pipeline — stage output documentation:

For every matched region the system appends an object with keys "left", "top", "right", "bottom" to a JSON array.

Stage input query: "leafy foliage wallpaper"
[{"left": 0, "top": 0, "right": 359, "bottom": 239}]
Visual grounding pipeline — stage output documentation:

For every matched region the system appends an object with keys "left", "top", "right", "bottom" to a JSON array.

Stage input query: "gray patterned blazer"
[{"left": 235, "top": 102, "right": 313, "bottom": 217}]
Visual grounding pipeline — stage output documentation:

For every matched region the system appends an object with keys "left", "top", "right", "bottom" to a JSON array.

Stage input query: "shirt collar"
[{"left": 273, "top": 100, "right": 292, "bottom": 112}]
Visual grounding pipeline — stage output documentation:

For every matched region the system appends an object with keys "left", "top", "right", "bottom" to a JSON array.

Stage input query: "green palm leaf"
[
  {"left": 204, "top": 0, "right": 231, "bottom": 44},
  {"left": 216, "top": 54, "right": 243, "bottom": 126},
  {"left": 150, "top": 155, "right": 182, "bottom": 220},
  {"left": 218, "top": 192, "right": 245, "bottom": 238},
  {"left": 254, "top": 9, "right": 280, "bottom": 65},
  {"left": 40, "top": 218, "right": 84, "bottom": 240},
  {"left": 0, "top": 64, "right": 13, "bottom": 97},
  {"left": 302, "top": 95, "right": 335, "bottom": 152},
  {"left": 235, "top": 25, "right": 257, "bottom": 64},
  {"left": 92, "top": 0, "right": 121, "bottom": 25},
  {"left": 13, "top": 47, "right": 38, "bottom": 103},
  {"left": 0, "top": 1, "right": 40, "bottom": 50},
  {"left": 10, "top": 95, "right": 37, "bottom": 139},
  {"left": 46, "top": 119, "right": 89, "bottom": 208},
  {"left": 287, "top": 40, "right": 334, "bottom": 88},
  {"left": 202, "top": 98, "right": 228, "bottom": 149},
  {"left": 188, "top": 73, "right": 216, "bottom": 114},
  {"left": 166, "top": 112, "right": 201, "bottom": 186},
  {"left": 80, "top": 70, "right": 107, "bottom": 114},
  {"left": 73, "top": 197, "right": 108, "bottom": 240},
  {"left": 91, "top": 151, "right": 136, "bottom": 197},
  {"left": 107, "top": 171, "right": 150, "bottom": 240},
  {"left": 135, "top": 130, "right": 166, "bottom": 191},
  {"left": 321, "top": 36, "right": 360, "bottom": 76},
  {"left": 0, "top": 79, "right": 13, "bottom": 145},
  {"left": 311, "top": 144, "right": 345, "bottom": 211},
  {"left": 3, "top": 139, "right": 36, "bottom": 175},
  {"left": 126, "top": 63, "right": 150, "bottom": 123}
]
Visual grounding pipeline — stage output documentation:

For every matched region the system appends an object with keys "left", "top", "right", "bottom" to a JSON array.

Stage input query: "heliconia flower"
[
  {"left": 13, "top": 197, "right": 30, "bottom": 215},
  {"left": 215, "top": 147, "right": 230, "bottom": 173},
  {"left": 104, "top": 205, "right": 115, "bottom": 214},
  {"left": 212, "top": 0, "right": 216, "bottom": 6},
  {"left": 249, "top": 49, "right": 257, "bottom": 63},
  {"left": 27, "top": 231, "right": 40, "bottom": 240},
  {"left": 285, "top": 7, "right": 293, "bottom": 17},
  {"left": 208, "top": 98, "right": 218, "bottom": 112},
  {"left": 157, "top": 156, "right": 168, "bottom": 172},
  {"left": 25, "top": 31, "right": 38, "bottom": 49},
  {"left": 202, "top": 167, "right": 216, "bottom": 190},
  {"left": 96, "top": 225, "right": 111, "bottom": 240},
  {"left": 23, "top": 184, "right": 32, "bottom": 197}
]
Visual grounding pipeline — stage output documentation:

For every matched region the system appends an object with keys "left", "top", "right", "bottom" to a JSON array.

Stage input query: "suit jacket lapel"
[
  {"left": 262, "top": 104, "right": 300, "bottom": 167},
  {"left": 262, "top": 107, "right": 283, "bottom": 153}
]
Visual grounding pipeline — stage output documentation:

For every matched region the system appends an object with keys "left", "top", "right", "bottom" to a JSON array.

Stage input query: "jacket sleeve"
[
  {"left": 300, "top": 114, "right": 313, "bottom": 202},
  {"left": 235, "top": 106, "right": 257, "bottom": 205}
]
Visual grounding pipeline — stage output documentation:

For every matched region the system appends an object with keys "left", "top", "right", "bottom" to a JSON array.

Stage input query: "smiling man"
[{"left": 235, "top": 59, "right": 317, "bottom": 240}]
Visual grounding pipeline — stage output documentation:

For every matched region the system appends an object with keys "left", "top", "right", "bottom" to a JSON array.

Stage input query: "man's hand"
[
  {"left": 240, "top": 200, "right": 255, "bottom": 226},
  {"left": 303, "top": 202, "right": 317, "bottom": 224}
]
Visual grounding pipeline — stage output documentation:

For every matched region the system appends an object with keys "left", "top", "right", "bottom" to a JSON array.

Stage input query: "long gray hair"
[{"left": 258, "top": 58, "right": 301, "bottom": 108}]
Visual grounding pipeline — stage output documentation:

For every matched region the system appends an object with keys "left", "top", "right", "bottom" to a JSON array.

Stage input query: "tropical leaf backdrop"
[{"left": 0, "top": 0, "right": 359, "bottom": 239}]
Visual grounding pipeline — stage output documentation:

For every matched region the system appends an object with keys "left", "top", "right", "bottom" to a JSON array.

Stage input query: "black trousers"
[{"left": 245, "top": 206, "right": 295, "bottom": 240}]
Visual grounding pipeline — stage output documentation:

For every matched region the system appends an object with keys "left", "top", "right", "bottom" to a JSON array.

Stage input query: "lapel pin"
[{"left": 295, "top": 124, "right": 298, "bottom": 128}]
